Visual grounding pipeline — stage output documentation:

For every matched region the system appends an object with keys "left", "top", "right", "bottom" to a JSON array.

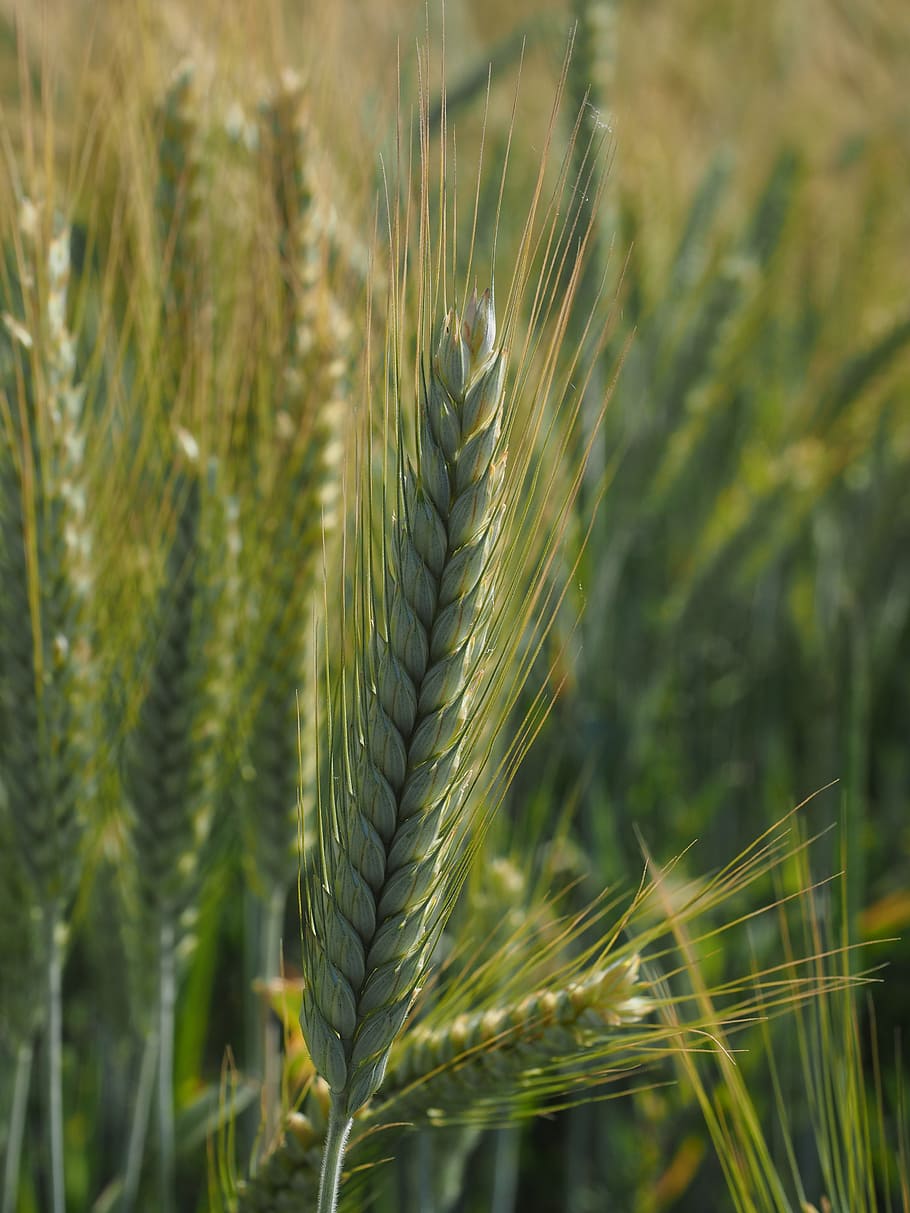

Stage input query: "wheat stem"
[
  {"left": 122, "top": 1027, "right": 158, "bottom": 1213},
  {"left": 260, "top": 888, "right": 285, "bottom": 1156},
  {"left": 491, "top": 1126, "right": 521, "bottom": 1213},
  {"left": 157, "top": 920, "right": 177, "bottom": 1213},
  {"left": 1, "top": 1040, "right": 33, "bottom": 1213},
  {"left": 315, "top": 1107, "right": 353, "bottom": 1213},
  {"left": 46, "top": 913, "right": 65, "bottom": 1213}
]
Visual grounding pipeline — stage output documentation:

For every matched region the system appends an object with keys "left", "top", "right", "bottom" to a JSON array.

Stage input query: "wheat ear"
[
  {"left": 233, "top": 958, "right": 647, "bottom": 1209},
  {"left": 245, "top": 70, "right": 348, "bottom": 905},
  {"left": 0, "top": 202, "right": 94, "bottom": 1213},
  {"left": 299, "top": 287, "right": 505, "bottom": 1210},
  {"left": 117, "top": 66, "right": 213, "bottom": 1212},
  {"left": 0, "top": 205, "right": 93, "bottom": 916},
  {"left": 239, "top": 70, "right": 350, "bottom": 1154},
  {"left": 379, "top": 955, "right": 648, "bottom": 1118},
  {"left": 121, "top": 435, "right": 233, "bottom": 1212}
]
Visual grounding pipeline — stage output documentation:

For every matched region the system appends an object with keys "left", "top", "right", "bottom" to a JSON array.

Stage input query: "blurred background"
[{"left": 1, "top": 0, "right": 908, "bottom": 1209}]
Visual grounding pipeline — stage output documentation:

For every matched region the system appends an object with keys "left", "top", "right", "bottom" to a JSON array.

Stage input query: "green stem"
[
  {"left": 844, "top": 622, "right": 869, "bottom": 933},
  {"left": 259, "top": 889, "right": 285, "bottom": 1161},
  {"left": 316, "top": 1103, "right": 353, "bottom": 1213},
  {"left": 158, "top": 921, "right": 176, "bottom": 1213},
  {"left": 2, "top": 1040, "right": 33, "bottom": 1213},
  {"left": 47, "top": 915, "right": 65, "bottom": 1213},
  {"left": 491, "top": 1126, "right": 521, "bottom": 1213},
  {"left": 241, "top": 888, "right": 262, "bottom": 1167},
  {"left": 121, "top": 1027, "right": 159, "bottom": 1212},
  {"left": 565, "top": 1105, "right": 590, "bottom": 1213}
]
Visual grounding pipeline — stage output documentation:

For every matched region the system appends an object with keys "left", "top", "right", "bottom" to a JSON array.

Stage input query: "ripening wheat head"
[{"left": 241, "top": 70, "right": 351, "bottom": 898}]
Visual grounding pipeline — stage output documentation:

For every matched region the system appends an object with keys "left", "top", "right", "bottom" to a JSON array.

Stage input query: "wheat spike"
[
  {"left": 123, "top": 444, "right": 228, "bottom": 926},
  {"left": 119, "top": 435, "right": 232, "bottom": 1213},
  {"left": 233, "top": 1078, "right": 331, "bottom": 1212},
  {"left": 119, "top": 56, "right": 228, "bottom": 925},
  {"left": 0, "top": 203, "right": 93, "bottom": 913},
  {"left": 234, "top": 958, "right": 647, "bottom": 1209},
  {"left": 379, "top": 955, "right": 649, "bottom": 1118},
  {"left": 242, "top": 72, "right": 349, "bottom": 898},
  {"left": 0, "top": 197, "right": 94, "bottom": 1213},
  {"left": 300, "top": 288, "right": 506, "bottom": 1130}
]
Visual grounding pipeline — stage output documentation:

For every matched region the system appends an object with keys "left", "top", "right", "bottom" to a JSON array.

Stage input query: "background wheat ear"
[
  {"left": 241, "top": 67, "right": 350, "bottom": 914},
  {"left": 378, "top": 955, "right": 649, "bottom": 1114},
  {"left": 0, "top": 202, "right": 94, "bottom": 921},
  {"left": 232, "top": 66, "right": 351, "bottom": 1156},
  {"left": 119, "top": 429, "right": 235, "bottom": 1212},
  {"left": 0, "top": 197, "right": 95, "bottom": 1213},
  {"left": 111, "top": 58, "right": 234, "bottom": 1212}
]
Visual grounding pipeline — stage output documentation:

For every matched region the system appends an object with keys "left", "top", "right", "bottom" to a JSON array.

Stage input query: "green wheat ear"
[
  {"left": 300, "top": 287, "right": 506, "bottom": 1128},
  {"left": 0, "top": 202, "right": 94, "bottom": 915},
  {"left": 231, "top": 957, "right": 648, "bottom": 1209},
  {"left": 123, "top": 435, "right": 231, "bottom": 929},
  {"left": 0, "top": 196, "right": 95, "bottom": 1213},
  {"left": 119, "top": 430, "right": 234, "bottom": 1213},
  {"left": 377, "top": 956, "right": 649, "bottom": 1121}
]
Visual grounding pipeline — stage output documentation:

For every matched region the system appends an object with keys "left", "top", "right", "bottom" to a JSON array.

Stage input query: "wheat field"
[{"left": 0, "top": 1, "right": 908, "bottom": 1210}]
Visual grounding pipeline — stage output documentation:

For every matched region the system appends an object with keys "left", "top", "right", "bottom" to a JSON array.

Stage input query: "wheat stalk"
[{"left": 0, "top": 810, "right": 46, "bottom": 1213}]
